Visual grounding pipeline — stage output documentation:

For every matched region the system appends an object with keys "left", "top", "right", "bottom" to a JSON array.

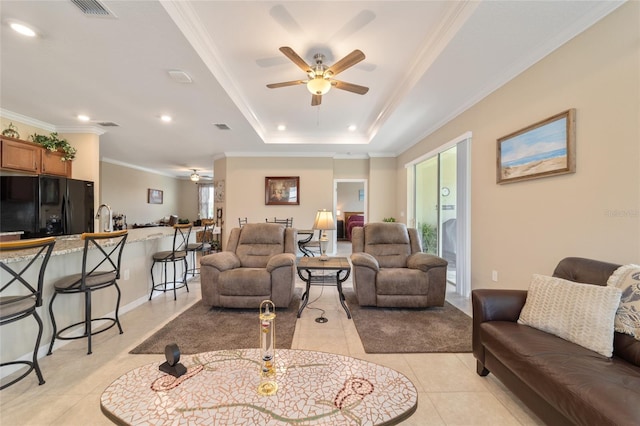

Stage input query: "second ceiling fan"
[{"left": 266, "top": 46, "right": 369, "bottom": 106}]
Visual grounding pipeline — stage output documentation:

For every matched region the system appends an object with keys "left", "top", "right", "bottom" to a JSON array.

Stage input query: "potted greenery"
[
  {"left": 30, "top": 132, "right": 77, "bottom": 161},
  {"left": 382, "top": 217, "right": 396, "bottom": 222},
  {"left": 420, "top": 223, "right": 438, "bottom": 255}
]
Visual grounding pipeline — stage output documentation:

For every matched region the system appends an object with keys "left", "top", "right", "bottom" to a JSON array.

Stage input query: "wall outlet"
[
  {"left": 491, "top": 270, "right": 498, "bottom": 282},
  {"left": 123, "top": 269, "right": 130, "bottom": 280}
]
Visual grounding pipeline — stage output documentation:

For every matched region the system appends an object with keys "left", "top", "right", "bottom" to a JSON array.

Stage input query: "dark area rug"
[
  {"left": 344, "top": 290, "right": 472, "bottom": 353},
  {"left": 130, "top": 292, "right": 300, "bottom": 354}
]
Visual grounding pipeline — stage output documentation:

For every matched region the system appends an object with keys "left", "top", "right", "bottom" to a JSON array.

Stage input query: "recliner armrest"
[
  {"left": 350, "top": 252, "right": 379, "bottom": 271},
  {"left": 407, "top": 252, "right": 447, "bottom": 271},
  {"left": 266, "top": 253, "right": 296, "bottom": 272},
  {"left": 200, "top": 251, "right": 241, "bottom": 272}
]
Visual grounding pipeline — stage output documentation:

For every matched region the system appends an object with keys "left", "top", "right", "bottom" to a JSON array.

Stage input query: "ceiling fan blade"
[
  {"left": 266, "top": 80, "right": 306, "bottom": 89},
  {"left": 327, "top": 50, "right": 365, "bottom": 76},
  {"left": 311, "top": 94, "right": 322, "bottom": 106},
  {"left": 332, "top": 80, "right": 369, "bottom": 95},
  {"left": 279, "top": 46, "right": 312, "bottom": 73}
]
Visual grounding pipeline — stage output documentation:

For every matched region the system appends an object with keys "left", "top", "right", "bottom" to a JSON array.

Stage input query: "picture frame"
[
  {"left": 265, "top": 176, "right": 299, "bottom": 205},
  {"left": 148, "top": 188, "right": 163, "bottom": 204},
  {"left": 497, "top": 109, "right": 576, "bottom": 184}
]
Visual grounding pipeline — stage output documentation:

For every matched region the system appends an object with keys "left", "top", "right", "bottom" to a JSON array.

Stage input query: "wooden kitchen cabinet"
[
  {"left": 1, "top": 136, "right": 41, "bottom": 173},
  {"left": 1, "top": 136, "right": 71, "bottom": 177},
  {"left": 41, "top": 149, "right": 72, "bottom": 177}
]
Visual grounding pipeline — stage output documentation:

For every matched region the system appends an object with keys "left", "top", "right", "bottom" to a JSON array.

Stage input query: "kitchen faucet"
[{"left": 95, "top": 204, "right": 113, "bottom": 232}]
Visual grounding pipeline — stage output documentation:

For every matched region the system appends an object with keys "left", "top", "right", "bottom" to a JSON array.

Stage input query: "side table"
[{"left": 297, "top": 256, "right": 351, "bottom": 319}]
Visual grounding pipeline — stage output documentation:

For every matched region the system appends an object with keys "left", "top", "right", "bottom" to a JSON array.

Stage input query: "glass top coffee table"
[{"left": 101, "top": 348, "right": 417, "bottom": 425}]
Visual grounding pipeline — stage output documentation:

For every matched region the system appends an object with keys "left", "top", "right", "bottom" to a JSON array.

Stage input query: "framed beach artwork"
[
  {"left": 265, "top": 176, "right": 300, "bottom": 205},
  {"left": 497, "top": 109, "right": 576, "bottom": 184}
]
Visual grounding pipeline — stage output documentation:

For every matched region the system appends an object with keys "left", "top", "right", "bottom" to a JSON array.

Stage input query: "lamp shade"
[{"left": 312, "top": 209, "right": 335, "bottom": 231}]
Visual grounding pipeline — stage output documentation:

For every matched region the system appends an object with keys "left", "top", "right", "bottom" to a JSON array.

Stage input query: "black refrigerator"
[{"left": 0, "top": 176, "right": 94, "bottom": 238}]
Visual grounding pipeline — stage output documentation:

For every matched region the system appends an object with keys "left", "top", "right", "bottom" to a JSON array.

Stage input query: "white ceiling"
[{"left": 0, "top": 0, "right": 623, "bottom": 180}]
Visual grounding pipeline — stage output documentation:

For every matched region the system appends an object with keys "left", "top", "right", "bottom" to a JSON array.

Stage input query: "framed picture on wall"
[
  {"left": 148, "top": 188, "right": 163, "bottom": 204},
  {"left": 497, "top": 109, "right": 576, "bottom": 184},
  {"left": 265, "top": 176, "right": 300, "bottom": 205}
]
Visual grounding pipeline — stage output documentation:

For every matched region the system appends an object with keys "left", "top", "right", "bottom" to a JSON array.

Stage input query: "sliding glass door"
[
  {"left": 415, "top": 146, "right": 457, "bottom": 284},
  {"left": 410, "top": 134, "right": 470, "bottom": 297}
]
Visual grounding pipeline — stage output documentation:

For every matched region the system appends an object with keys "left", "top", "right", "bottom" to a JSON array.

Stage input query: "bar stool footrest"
[{"left": 54, "top": 317, "right": 122, "bottom": 342}]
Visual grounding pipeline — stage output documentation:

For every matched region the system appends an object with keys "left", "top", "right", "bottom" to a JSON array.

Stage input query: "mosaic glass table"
[{"left": 101, "top": 348, "right": 417, "bottom": 425}]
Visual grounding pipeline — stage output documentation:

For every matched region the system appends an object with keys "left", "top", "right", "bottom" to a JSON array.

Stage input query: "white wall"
[
  {"left": 100, "top": 161, "right": 198, "bottom": 226},
  {"left": 397, "top": 2, "right": 640, "bottom": 290}
]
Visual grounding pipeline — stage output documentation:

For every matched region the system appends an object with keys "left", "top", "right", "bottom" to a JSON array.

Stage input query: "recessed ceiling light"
[
  {"left": 77, "top": 114, "right": 90, "bottom": 122},
  {"left": 10, "top": 22, "right": 37, "bottom": 37},
  {"left": 161, "top": 115, "right": 172, "bottom": 123},
  {"left": 348, "top": 125, "right": 357, "bottom": 131},
  {"left": 277, "top": 124, "right": 286, "bottom": 131}
]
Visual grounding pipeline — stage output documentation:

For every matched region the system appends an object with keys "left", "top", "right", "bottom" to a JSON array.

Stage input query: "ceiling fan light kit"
[
  {"left": 307, "top": 77, "right": 331, "bottom": 95},
  {"left": 190, "top": 169, "right": 200, "bottom": 182},
  {"left": 267, "top": 46, "right": 368, "bottom": 106}
]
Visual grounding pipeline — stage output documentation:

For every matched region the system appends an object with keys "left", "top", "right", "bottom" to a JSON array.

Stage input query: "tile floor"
[{"left": 0, "top": 243, "right": 544, "bottom": 425}]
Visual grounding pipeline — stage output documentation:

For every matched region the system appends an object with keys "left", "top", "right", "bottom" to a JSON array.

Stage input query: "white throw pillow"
[
  {"left": 518, "top": 274, "right": 622, "bottom": 357},
  {"left": 607, "top": 264, "right": 640, "bottom": 340}
]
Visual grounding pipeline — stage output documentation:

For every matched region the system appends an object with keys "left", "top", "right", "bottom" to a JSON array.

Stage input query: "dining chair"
[
  {"left": 47, "top": 230, "right": 128, "bottom": 355},
  {"left": 149, "top": 223, "right": 192, "bottom": 301},
  {"left": 238, "top": 217, "right": 248, "bottom": 228},
  {"left": 266, "top": 217, "right": 293, "bottom": 227},
  {"left": 0, "top": 237, "right": 56, "bottom": 389},
  {"left": 186, "top": 219, "right": 215, "bottom": 276}
]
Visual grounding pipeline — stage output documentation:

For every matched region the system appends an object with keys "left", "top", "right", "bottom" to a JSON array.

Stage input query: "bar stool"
[
  {"left": 47, "top": 230, "right": 128, "bottom": 355},
  {"left": 0, "top": 237, "right": 56, "bottom": 389},
  {"left": 149, "top": 223, "right": 191, "bottom": 301},
  {"left": 186, "top": 219, "right": 214, "bottom": 276}
]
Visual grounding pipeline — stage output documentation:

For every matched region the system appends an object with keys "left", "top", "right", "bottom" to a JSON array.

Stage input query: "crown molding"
[{"left": 0, "top": 109, "right": 56, "bottom": 132}]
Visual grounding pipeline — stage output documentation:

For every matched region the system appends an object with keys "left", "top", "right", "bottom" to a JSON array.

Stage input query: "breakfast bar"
[{"left": 0, "top": 227, "right": 200, "bottom": 366}]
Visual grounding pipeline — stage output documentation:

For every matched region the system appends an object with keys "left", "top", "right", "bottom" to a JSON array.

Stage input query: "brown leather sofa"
[
  {"left": 473, "top": 257, "right": 640, "bottom": 425},
  {"left": 199, "top": 223, "right": 296, "bottom": 309}
]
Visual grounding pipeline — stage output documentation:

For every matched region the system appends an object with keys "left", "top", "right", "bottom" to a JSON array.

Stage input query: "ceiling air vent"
[
  {"left": 70, "top": 0, "right": 116, "bottom": 17},
  {"left": 214, "top": 123, "right": 231, "bottom": 130},
  {"left": 97, "top": 122, "right": 119, "bottom": 127}
]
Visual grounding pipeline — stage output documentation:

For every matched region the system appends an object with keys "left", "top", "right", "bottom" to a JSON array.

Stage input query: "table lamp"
[{"left": 312, "top": 209, "right": 335, "bottom": 261}]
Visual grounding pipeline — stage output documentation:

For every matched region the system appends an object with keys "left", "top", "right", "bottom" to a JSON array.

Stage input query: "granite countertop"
[{"left": 0, "top": 226, "right": 203, "bottom": 264}]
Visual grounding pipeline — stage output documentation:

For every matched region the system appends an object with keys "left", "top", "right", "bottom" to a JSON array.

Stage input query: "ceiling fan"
[{"left": 266, "top": 46, "right": 369, "bottom": 106}]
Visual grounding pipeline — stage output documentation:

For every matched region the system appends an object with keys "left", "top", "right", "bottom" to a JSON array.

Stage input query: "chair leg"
[
  {"left": 149, "top": 261, "right": 156, "bottom": 300},
  {"left": 183, "top": 258, "right": 189, "bottom": 293},
  {"left": 32, "top": 311, "right": 45, "bottom": 385},
  {"left": 47, "top": 292, "right": 59, "bottom": 355},
  {"left": 114, "top": 283, "right": 123, "bottom": 334},
  {"left": 86, "top": 290, "right": 92, "bottom": 355}
]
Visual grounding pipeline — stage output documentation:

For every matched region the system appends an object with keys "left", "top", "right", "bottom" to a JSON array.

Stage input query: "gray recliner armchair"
[
  {"left": 350, "top": 222, "right": 448, "bottom": 308},
  {"left": 200, "top": 223, "right": 297, "bottom": 308}
]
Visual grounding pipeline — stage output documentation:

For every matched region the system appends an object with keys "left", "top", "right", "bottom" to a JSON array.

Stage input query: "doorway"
[{"left": 333, "top": 179, "right": 367, "bottom": 254}]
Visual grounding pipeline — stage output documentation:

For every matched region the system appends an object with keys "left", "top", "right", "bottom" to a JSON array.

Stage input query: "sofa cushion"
[
  {"left": 219, "top": 268, "right": 271, "bottom": 296},
  {"left": 518, "top": 274, "right": 621, "bottom": 357},
  {"left": 481, "top": 321, "right": 640, "bottom": 426},
  {"left": 376, "top": 268, "right": 429, "bottom": 295},
  {"left": 236, "top": 224, "right": 286, "bottom": 268},
  {"left": 363, "top": 223, "right": 411, "bottom": 268},
  {"left": 607, "top": 264, "right": 640, "bottom": 340}
]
